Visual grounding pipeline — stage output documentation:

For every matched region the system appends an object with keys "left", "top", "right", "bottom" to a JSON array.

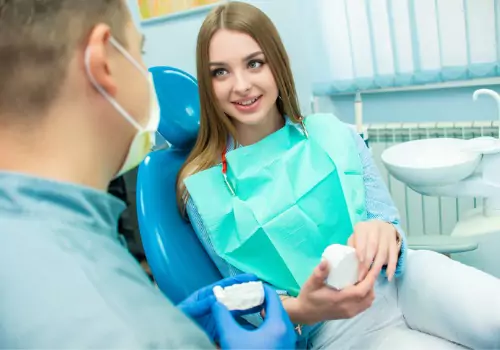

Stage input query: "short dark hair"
[{"left": 0, "top": 0, "right": 129, "bottom": 116}]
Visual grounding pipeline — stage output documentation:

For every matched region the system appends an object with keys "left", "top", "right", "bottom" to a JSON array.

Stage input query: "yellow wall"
[{"left": 138, "top": 0, "right": 220, "bottom": 19}]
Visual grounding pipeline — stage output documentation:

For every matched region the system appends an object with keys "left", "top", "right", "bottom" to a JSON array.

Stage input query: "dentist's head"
[{"left": 0, "top": 0, "right": 158, "bottom": 190}]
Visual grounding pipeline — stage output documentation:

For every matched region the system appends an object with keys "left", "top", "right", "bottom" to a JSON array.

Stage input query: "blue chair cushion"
[
  {"left": 136, "top": 66, "right": 223, "bottom": 303},
  {"left": 137, "top": 148, "right": 222, "bottom": 304}
]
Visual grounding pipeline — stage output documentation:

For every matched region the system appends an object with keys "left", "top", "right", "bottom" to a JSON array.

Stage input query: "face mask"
[{"left": 84, "top": 37, "right": 160, "bottom": 177}]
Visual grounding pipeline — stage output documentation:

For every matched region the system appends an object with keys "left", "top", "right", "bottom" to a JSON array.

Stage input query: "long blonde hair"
[{"left": 176, "top": 1, "right": 303, "bottom": 215}]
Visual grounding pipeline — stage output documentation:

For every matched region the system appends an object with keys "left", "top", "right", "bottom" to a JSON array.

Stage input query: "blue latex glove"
[
  {"left": 212, "top": 283, "right": 297, "bottom": 349},
  {"left": 178, "top": 274, "right": 260, "bottom": 340}
]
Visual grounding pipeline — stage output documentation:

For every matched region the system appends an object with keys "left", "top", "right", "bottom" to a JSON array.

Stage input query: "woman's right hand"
[{"left": 284, "top": 260, "right": 377, "bottom": 325}]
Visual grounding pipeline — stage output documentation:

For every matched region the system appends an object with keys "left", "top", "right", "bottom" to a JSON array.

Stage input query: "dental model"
[
  {"left": 322, "top": 244, "right": 360, "bottom": 290},
  {"left": 213, "top": 281, "right": 265, "bottom": 311}
]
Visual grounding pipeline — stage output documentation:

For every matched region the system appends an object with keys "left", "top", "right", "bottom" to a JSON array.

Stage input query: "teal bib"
[{"left": 185, "top": 114, "right": 367, "bottom": 296}]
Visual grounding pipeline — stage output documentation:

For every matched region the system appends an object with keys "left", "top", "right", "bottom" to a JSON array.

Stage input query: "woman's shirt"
[{"left": 187, "top": 118, "right": 408, "bottom": 286}]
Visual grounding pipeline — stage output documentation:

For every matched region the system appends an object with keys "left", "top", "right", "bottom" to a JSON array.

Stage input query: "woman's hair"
[{"left": 176, "top": 1, "right": 302, "bottom": 215}]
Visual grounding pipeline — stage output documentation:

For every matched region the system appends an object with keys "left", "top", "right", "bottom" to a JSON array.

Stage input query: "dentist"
[{"left": 0, "top": 0, "right": 295, "bottom": 348}]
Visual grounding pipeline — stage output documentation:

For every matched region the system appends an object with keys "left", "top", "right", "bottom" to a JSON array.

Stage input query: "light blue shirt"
[{"left": 0, "top": 172, "right": 213, "bottom": 349}]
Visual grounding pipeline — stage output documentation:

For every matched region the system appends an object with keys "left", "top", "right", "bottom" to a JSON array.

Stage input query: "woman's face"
[{"left": 208, "top": 29, "right": 280, "bottom": 129}]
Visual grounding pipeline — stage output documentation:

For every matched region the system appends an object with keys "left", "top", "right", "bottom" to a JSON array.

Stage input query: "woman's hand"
[
  {"left": 283, "top": 260, "right": 377, "bottom": 325},
  {"left": 348, "top": 220, "right": 400, "bottom": 282}
]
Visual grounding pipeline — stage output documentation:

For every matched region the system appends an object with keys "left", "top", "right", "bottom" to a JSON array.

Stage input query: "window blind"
[{"left": 313, "top": 0, "right": 500, "bottom": 95}]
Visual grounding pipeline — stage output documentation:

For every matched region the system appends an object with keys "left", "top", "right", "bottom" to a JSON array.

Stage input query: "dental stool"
[{"left": 136, "top": 66, "right": 222, "bottom": 304}]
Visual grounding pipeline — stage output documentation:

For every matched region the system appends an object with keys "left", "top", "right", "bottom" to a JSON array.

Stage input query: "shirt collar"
[
  {"left": 0, "top": 171, "right": 125, "bottom": 239},
  {"left": 227, "top": 116, "right": 296, "bottom": 152}
]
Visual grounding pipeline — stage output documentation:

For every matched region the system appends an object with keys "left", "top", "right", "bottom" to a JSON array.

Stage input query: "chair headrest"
[{"left": 149, "top": 66, "right": 200, "bottom": 150}]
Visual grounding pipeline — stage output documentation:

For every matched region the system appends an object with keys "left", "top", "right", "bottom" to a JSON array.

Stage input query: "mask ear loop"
[
  {"left": 84, "top": 39, "right": 144, "bottom": 131},
  {"left": 221, "top": 148, "right": 236, "bottom": 196}
]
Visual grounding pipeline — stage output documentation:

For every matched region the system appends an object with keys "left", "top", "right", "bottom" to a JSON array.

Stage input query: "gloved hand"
[
  {"left": 177, "top": 274, "right": 260, "bottom": 341},
  {"left": 212, "top": 283, "right": 297, "bottom": 349}
]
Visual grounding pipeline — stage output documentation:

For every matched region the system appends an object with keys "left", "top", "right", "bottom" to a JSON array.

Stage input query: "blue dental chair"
[{"left": 136, "top": 66, "right": 222, "bottom": 304}]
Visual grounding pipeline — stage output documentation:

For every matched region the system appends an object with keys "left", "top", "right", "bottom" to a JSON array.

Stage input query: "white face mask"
[{"left": 84, "top": 37, "right": 160, "bottom": 177}]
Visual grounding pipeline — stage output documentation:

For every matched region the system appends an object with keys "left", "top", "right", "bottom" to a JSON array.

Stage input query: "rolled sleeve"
[{"left": 350, "top": 128, "right": 407, "bottom": 277}]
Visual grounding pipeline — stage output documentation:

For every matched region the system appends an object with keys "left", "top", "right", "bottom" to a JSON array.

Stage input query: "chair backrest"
[{"left": 136, "top": 66, "right": 222, "bottom": 304}]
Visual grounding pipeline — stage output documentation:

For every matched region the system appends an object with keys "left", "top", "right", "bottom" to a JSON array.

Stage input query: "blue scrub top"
[{"left": 0, "top": 171, "right": 214, "bottom": 349}]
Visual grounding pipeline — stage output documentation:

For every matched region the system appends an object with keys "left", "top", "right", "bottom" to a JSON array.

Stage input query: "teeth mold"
[
  {"left": 322, "top": 244, "right": 360, "bottom": 290},
  {"left": 213, "top": 281, "right": 265, "bottom": 311}
]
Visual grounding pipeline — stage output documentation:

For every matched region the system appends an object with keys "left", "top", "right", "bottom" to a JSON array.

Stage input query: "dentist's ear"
[{"left": 85, "top": 24, "right": 117, "bottom": 97}]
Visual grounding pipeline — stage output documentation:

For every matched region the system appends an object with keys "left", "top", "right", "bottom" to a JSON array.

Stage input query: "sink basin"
[{"left": 381, "top": 138, "right": 482, "bottom": 187}]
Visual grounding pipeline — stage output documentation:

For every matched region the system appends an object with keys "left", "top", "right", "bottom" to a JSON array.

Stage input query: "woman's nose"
[{"left": 233, "top": 72, "right": 252, "bottom": 94}]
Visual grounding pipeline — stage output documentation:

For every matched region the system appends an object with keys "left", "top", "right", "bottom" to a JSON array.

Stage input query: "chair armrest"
[{"left": 407, "top": 235, "right": 479, "bottom": 254}]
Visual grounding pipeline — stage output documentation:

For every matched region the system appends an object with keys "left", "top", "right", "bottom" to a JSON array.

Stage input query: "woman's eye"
[
  {"left": 248, "top": 60, "right": 264, "bottom": 69},
  {"left": 211, "top": 68, "right": 228, "bottom": 77}
]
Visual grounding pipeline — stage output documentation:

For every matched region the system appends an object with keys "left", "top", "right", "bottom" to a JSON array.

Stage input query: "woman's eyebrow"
[{"left": 209, "top": 51, "right": 264, "bottom": 67}]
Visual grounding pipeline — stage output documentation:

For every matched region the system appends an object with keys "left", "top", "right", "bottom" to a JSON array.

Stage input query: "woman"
[{"left": 176, "top": 2, "right": 500, "bottom": 349}]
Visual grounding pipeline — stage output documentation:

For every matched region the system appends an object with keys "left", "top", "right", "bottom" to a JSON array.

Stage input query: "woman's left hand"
[{"left": 347, "top": 220, "right": 400, "bottom": 282}]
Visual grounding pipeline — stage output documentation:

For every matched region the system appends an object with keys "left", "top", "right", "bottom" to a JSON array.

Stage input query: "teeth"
[{"left": 237, "top": 97, "right": 258, "bottom": 106}]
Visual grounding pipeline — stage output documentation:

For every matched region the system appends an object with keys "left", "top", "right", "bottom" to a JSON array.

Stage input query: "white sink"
[{"left": 381, "top": 138, "right": 482, "bottom": 187}]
